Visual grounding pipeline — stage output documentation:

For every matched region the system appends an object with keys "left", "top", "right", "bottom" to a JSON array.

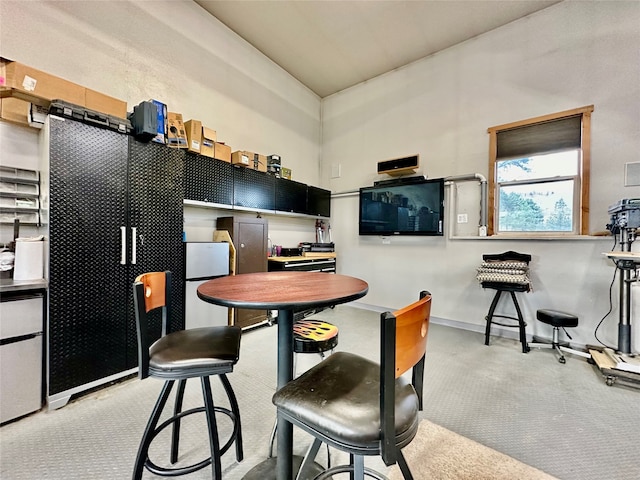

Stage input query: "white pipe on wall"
[{"left": 444, "top": 173, "right": 488, "bottom": 238}]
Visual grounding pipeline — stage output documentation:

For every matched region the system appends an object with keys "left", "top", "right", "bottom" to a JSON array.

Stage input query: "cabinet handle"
[
  {"left": 131, "top": 227, "right": 137, "bottom": 265},
  {"left": 120, "top": 226, "right": 126, "bottom": 265}
]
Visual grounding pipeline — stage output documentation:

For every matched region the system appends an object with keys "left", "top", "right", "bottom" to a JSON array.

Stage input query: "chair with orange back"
[
  {"left": 273, "top": 291, "right": 432, "bottom": 480},
  {"left": 132, "top": 271, "right": 243, "bottom": 479}
]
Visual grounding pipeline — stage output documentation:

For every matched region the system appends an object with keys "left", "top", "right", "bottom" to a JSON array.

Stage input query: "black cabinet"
[
  {"left": 183, "top": 154, "right": 331, "bottom": 218},
  {"left": 47, "top": 117, "right": 184, "bottom": 408},
  {"left": 184, "top": 153, "right": 234, "bottom": 205},
  {"left": 307, "top": 185, "right": 331, "bottom": 218},
  {"left": 233, "top": 165, "right": 276, "bottom": 211},
  {"left": 275, "top": 177, "right": 307, "bottom": 214}
]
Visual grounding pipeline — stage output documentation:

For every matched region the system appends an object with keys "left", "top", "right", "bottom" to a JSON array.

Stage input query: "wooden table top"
[{"left": 197, "top": 271, "right": 368, "bottom": 310}]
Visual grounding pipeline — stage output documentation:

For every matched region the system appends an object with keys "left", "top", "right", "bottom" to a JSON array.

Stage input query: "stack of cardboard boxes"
[
  {"left": 0, "top": 58, "right": 127, "bottom": 127},
  {"left": 0, "top": 58, "right": 291, "bottom": 178},
  {"left": 183, "top": 118, "right": 231, "bottom": 162}
]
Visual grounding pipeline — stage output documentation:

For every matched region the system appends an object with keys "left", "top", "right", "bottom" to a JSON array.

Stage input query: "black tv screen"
[{"left": 359, "top": 178, "right": 444, "bottom": 236}]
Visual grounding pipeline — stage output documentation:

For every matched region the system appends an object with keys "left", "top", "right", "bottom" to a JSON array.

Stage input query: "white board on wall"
[{"left": 0, "top": 122, "right": 40, "bottom": 170}]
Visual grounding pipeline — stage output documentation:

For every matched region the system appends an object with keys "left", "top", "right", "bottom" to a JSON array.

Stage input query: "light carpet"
[{"left": 388, "top": 420, "right": 558, "bottom": 480}]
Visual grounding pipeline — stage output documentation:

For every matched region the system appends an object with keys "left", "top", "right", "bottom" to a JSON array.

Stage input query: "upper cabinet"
[{"left": 184, "top": 154, "right": 331, "bottom": 218}]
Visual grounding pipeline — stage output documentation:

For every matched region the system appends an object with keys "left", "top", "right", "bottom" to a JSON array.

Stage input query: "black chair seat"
[
  {"left": 149, "top": 326, "right": 241, "bottom": 379},
  {"left": 537, "top": 309, "right": 578, "bottom": 328},
  {"left": 273, "top": 351, "right": 420, "bottom": 452}
]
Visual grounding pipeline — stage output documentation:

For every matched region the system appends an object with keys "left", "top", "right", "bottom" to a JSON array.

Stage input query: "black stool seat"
[
  {"left": 293, "top": 319, "right": 339, "bottom": 354},
  {"left": 481, "top": 282, "right": 530, "bottom": 293},
  {"left": 537, "top": 309, "right": 578, "bottom": 328},
  {"left": 529, "top": 309, "right": 588, "bottom": 364}
]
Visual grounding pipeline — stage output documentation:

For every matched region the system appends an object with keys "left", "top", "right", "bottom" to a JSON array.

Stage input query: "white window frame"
[{"left": 487, "top": 105, "right": 594, "bottom": 236}]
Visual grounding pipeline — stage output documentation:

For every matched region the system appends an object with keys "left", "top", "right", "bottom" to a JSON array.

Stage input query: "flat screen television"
[{"left": 359, "top": 177, "right": 444, "bottom": 236}]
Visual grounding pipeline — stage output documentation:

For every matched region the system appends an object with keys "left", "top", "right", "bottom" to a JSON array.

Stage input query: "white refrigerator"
[{"left": 184, "top": 242, "right": 230, "bottom": 329}]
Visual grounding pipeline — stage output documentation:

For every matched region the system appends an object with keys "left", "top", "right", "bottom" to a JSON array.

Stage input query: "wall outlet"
[
  {"left": 457, "top": 213, "right": 468, "bottom": 224},
  {"left": 331, "top": 163, "right": 341, "bottom": 178}
]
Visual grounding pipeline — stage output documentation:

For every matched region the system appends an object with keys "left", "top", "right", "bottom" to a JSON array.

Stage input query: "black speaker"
[
  {"left": 377, "top": 155, "right": 419, "bottom": 176},
  {"left": 128, "top": 101, "right": 157, "bottom": 141}
]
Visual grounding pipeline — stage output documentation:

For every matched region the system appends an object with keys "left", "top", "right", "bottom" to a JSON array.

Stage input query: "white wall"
[
  {"left": 0, "top": 0, "right": 323, "bottom": 248},
  {"left": 322, "top": 1, "right": 640, "bottom": 349}
]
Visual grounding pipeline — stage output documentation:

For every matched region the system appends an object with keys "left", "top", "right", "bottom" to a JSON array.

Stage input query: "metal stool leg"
[
  {"left": 510, "top": 291, "right": 530, "bottom": 353},
  {"left": 484, "top": 289, "right": 502, "bottom": 345},
  {"left": 170, "top": 379, "right": 187, "bottom": 464},
  {"left": 201, "top": 376, "right": 222, "bottom": 480},
  {"left": 133, "top": 380, "right": 175, "bottom": 480},
  {"left": 219, "top": 373, "right": 243, "bottom": 462}
]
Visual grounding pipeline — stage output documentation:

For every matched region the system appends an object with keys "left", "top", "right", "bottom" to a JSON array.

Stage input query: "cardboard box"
[
  {"left": 85, "top": 88, "right": 127, "bottom": 119},
  {"left": 184, "top": 119, "right": 202, "bottom": 153},
  {"left": 150, "top": 99, "right": 167, "bottom": 144},
  {"left": 200, "top": 127, "right": 217, "bottom": 158},
  {"left": 214, "top": 142, "right": 231, "bottom": 163},
  {"left": 0, "top": 97, "right": 30, "bottom": 126},
  {"left": 0, "top": 58, "right": 85, "bottom": 107},
  {"left": 167, "top": 112, "right": 188, "bottom": 148},
  {"left": 232, "top": 150, "right": 252, "bottom": 167}
]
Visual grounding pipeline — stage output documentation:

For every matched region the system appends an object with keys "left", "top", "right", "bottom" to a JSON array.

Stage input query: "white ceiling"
[{"left": 194, "top": 0, "right": 562, "bottom": 98}]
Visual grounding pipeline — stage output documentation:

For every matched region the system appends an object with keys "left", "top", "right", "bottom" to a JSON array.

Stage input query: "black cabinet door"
[
  {"left": 184, "top": 153, "right": 234, "bottom": 205},
  {"left": 307, "top": 185, "right": 331, "bottom": 217},
  {"left": 275, "top": 177, "right": 308, "bottom": 214},
  {"left": 233, "top": 166, "right": 275, "bottom": 211},
  {"left": 127, "top": 140, "right": 185, "bottom": 368},
  {"left": 48, "top": 117, "right": 129, "bottom": 395}
]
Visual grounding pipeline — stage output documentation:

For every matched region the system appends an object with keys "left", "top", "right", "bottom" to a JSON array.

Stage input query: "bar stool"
[
  {"left": 268, "top": 318, "right": 339, "bottom": 461},
  {"left": 132, "top": 271, "right": 243, "bottom": 479},
  {"left": 529, "top": 309, "right": 591, "bottom": 363},
  {"left": 477, "top": 251, "right": 532, "bottom": 353}
]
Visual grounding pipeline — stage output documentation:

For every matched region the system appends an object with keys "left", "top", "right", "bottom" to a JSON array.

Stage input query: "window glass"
[
  {"left": 498, "top": 179, "right": 574, "bottom": 232},
  {"left": 496, "top": 150, "right": 579, "bottom": 182}
]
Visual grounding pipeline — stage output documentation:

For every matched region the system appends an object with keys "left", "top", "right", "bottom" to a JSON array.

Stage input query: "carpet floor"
[
  {"left": 389, "top": 420, "right": 557, "bottom": 480},
  {"left": 1, "top": 304, "right": 638, "bottom": 479}
]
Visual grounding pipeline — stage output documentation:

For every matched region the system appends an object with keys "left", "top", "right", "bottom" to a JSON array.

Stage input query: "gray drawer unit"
[{"left": 0, "top": 293, "right": 44, "bottom": 423}]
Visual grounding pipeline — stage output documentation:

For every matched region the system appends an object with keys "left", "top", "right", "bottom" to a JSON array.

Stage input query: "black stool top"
[
  {"left": 293, "top": 319, "right": 339, "bottom": 354},
  {"left": 537, "top": 309, "right": 578, "bottom": 328},
  {"left": 481, "top": 282, "right": 531, "bottom": 292}
]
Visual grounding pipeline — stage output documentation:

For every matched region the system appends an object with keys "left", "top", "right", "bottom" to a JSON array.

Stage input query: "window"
[{"left": 487, "top": 105, "right": 594, "bottom": 236}]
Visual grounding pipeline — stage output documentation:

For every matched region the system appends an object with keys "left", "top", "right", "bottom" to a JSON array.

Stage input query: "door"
[
  {"left": 216, "top": 216, "right": 268, "bottom": 328},
  {"left": 126, "top": 139, "right": 185, "bottom": 368},
  {"left": 48, "top": 117, "right": 129, "bottom": 396}
]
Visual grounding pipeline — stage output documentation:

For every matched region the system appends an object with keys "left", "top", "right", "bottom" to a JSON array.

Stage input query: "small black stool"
[
  {"left": 529, "top": 309, "right": 590, "bottom": 363},
  {"left": 479, "top": 251, "right": 532, "bottom": 353},
  {"left": 483, "top": 282, "right": 530, "bottom": 353}
]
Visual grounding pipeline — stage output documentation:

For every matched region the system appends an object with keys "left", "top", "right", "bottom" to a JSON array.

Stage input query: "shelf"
[{"left": 0, "top": 167, "right": 41, "bottom": 226}]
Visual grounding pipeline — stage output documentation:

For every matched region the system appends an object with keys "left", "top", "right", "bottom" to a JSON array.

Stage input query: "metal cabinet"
[
  {"left": 216, "top": 216, "right": 268, "bottom": 329},
  {"left": 45, "top": 116, "right": 184, "bottom": 409},
  {"left": 0, "top": 291, "right": 44, "bottom": 423}
]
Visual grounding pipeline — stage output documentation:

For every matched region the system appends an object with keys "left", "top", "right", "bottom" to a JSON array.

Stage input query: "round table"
[{"left": 198, "top": 271, "right": 369, "bottom": 479}]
